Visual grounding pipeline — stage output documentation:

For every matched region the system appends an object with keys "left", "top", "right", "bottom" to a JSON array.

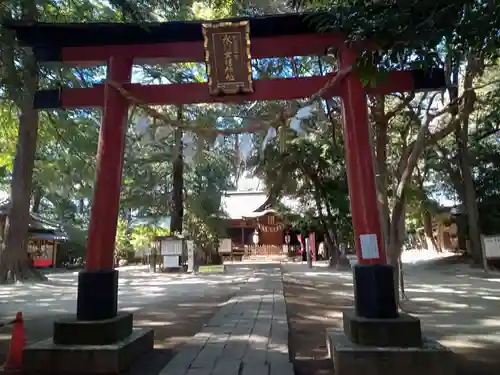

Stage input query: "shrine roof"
[
  {"left": 5, "top": 12, "right": 330, "bottom": 48},
  {"left": 29, "top": 230, "right": 67, "bottom": 241},
  {"left": 221, "top": 190, "right": 304, "bottom": 219},
  {"left": 222, "top": 191, "right": 268, "bottom": 219},
  {"left": 0, "top": 199, "right": 66, "bottom": 232}
]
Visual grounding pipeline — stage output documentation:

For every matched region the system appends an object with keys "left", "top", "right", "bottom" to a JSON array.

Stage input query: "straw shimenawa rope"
[{"left": 105, "top": 64, "right": 353, "bottom": 135}]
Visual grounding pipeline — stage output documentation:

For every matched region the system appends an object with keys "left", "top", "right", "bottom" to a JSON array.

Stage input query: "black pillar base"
[
  {"left": 77, "top": 269, "right": 118, "bottom": 321},
  {"left": 353, "top": 264, "right": 398, "bottom": 319}
]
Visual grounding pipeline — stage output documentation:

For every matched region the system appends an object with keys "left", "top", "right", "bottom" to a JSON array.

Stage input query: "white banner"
[
  {"left": 187, "top": 240, "right": 195, "bottom": 272},
  {"left": 219, "top": 238, "right": 232, "bottom": 254},
  {"left": 163, "top": 255, "right": 179, "bottom": 268},
  {"left": 160, "top": 239, "right": 183, "bottom": 256},
  {"left": 482, "top": 235, "right": 500, "bottom": 258}
]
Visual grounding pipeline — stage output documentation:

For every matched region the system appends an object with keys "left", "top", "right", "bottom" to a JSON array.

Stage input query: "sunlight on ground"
[
  {"left": 282, "top": 261, "right": 500, "bottom": 352},
  {"left": 135, "top": 320, "right": 175, "bottom": 327},
  {"left": 0, "top": 265, "right": 256, "bottom": 319},
  {"left": 439, "top": 337, "right": 487, "bottom": 349}
]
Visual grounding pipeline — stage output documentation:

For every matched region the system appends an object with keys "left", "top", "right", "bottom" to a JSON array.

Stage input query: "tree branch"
[{"left": 385, "top": 92, "right": 415, "bottom": 120}]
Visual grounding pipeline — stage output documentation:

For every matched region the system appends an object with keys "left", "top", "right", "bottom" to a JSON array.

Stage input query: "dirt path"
[
  {"left": 0, "top": 286, "right": 236, "bottom": 375},
  {"left": 282, "top": 263, "right": 500, "bottom": 375}
]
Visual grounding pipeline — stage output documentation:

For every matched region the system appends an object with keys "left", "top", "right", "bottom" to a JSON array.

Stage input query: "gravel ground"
[
  {"left": 0, "top": 268, "right": 251, "bottom": 375},
  {"left": 282, "top": 261, "right": 500, "bottom": 375}
]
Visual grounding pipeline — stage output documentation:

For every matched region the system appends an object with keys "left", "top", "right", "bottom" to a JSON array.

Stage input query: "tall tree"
[{"left": 0, "top": 0, "right": 42, "bottom": 283}]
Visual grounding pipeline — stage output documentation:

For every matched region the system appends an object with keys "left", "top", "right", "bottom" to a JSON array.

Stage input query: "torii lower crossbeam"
[{"left": 34, "top": 70, "right": 442, "bottom": 108}]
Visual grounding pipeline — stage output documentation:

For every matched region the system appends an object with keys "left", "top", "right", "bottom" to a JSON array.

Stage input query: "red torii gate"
[{"left": 9, "top": 14, "right": 445, "bottom": 324}]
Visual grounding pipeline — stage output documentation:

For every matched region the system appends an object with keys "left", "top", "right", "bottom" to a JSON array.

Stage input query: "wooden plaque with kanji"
[{"left": 202, "top": 21, "right": 253, "bottom": 95}]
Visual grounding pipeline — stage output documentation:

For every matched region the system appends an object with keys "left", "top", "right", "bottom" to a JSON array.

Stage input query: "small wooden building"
[
  {"left": 221, "top": 191, "right": 299, "bottom": 256},
  {"left": 0, "top": 199, "right": 67, "bottom": 267}
]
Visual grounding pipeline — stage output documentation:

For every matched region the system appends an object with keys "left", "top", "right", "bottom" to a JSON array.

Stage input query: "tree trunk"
[
  {"left": 0, "top": 0, "right": 45, "bottom": 283},
  {"left": 454, "top": 54, "right": 483, "bottom": 266},
  {"left": 79, "top": 198, "right": 85, "bottom": 215},
  {"left": 457, "top": 126, "right": 483, "bottom": 265},
  {"left": 387, "top": 115, "right": 430, "bottom": 301},
  {"left": 170, "top": 107, "right": 184, "bottom": 234},
  {"left": 313, "top": 185, "right": 337, "bottom": 262},
  {"left": 303, "top": 170, "right": 339, "bottom": 265},
  {"left": 422, "top": 210, "right": 438, "bottom": 251},
  {"left": 32, "top": 186, "right": 42, "bottom": 213},
  {"left": 388, "top": 201, "right": 406, "bottom": 305}
]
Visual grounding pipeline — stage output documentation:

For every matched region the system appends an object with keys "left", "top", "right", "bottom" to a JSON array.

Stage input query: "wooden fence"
[{"left": 243, "top": 244, "right": 284, "bottom": 256}]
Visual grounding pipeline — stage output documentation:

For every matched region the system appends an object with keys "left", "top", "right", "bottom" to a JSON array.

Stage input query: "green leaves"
[{"left": 299, "top": 1, "right": 500, "bottom": 84}]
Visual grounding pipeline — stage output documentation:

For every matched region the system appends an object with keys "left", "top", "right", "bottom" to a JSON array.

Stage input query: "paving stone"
[
  {"left": 271, "top": 319, "right": 288, "bottom": 328},
  {"left": 185, "top": 369, "right": 209, "bottom": 375},
  {"left": 207, "top": 333, "right": 230, "bottom": 345},
  {"left": 259, "top": 308, "right": 274, "bottom": 315},
  {"left": 256, "top": 319, "right": 273, "bottom": 329},
  {"left": 243, "top": 347, "right": 267, "bottom": 365},
  {"left": 248, "top": 334, "right": 268, "bottom": 350},
  {"left": 253, "top": 325, "right": 271, "bottom": 338},
  {"left": 211, "top": 358, "right": 241, "bottom": 375},
  {"left": 218, "top": 302, "right": 237, "bottom": 315},
  {"left": 241, "top": 361, "right": 270, "bottom": 375},
  {"left": 259, "top": 306, "right": 273, "bottom": 311},
  {"left": 232, "top": 327, "right": 253, "bottom": 336},
  {"left": 222, "top": 342, "right": 248, "bottom": 360},
  {"left": 206, "top": 317, "right": 227, "bottom": 327},
  {"left": 190, "top": 343, "right": 225, "bottom": 369},
  {"left": 158, "top": 364, "right": 187, "bottom": 375},
  {"left": 274, "top": 308, "right": 287, "bottom": 314},
  {"left": 271, "top": 323, "right": 288, "bottom": 333},
  {"left": 204, "top": 323, "right": 237, "bottom": 335},
  {"left": 271, "top": 322, "right": 288, "bottom": 331},
  {"left": 266, "top": 348, "right": 290, "bottom": 364},
  {"left": 189, "top": 333, "right": 211, "bottom": 346},
  {"left": 268, "top": 335, "right": 287, "bottom": 346},
  {"left": 159, "top": 267, "right": 291, "bottom": 375},
  {"left": 159, "top": 345, "right": 201, "bottom": 375},
  {"left": 269, "top": 361, "right": 295, "bottom": 375}
]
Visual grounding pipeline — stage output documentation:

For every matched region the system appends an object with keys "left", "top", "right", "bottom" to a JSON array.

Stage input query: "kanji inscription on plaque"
[{"left": 202, "top": 21, "right": 253, "bottom": 95}]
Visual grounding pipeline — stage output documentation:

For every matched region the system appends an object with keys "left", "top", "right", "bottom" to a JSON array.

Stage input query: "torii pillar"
[
  {"left": 77, "top": 57, "right": 133, "bottom": 321},
  {"left": 326, "top": 45, "right": 456, "bottom": 375},
  {"left": 338, "top": 45, "right": 397, "bottom": 319}
]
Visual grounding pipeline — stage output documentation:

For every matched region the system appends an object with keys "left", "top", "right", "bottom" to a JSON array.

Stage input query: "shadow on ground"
[
  {"left": 283, "top": 274, "right": 350, "bottom": 375},
  {"left": 125, "top": 294, "right": 234, "bottom": 375},
  {"left": 282, "top": 263, "right": 500, "bottom": 375},
  {"left": 0, "top": 285, "right": 240, "bottom": 375}
]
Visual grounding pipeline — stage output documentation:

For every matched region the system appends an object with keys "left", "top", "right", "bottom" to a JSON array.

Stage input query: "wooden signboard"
[{"left": 202, "top": 21, "right": 253, "bottom": 95}]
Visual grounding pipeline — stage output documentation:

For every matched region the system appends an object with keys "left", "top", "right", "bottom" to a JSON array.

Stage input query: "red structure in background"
[{"left": 8, "top": 13, "right": 445, "bottom": 321}]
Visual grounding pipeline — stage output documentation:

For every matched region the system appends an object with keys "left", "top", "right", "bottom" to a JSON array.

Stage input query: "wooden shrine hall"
[{"left": 222, "top": 190, "right": 300, "bottom": 257}]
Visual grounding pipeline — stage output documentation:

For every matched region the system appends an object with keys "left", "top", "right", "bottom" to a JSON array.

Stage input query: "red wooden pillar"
[
  {"left": 339, "top": 46, "right": 397, "bottom": 319},
  {"left": 338, "top": 46, "right": 386, "bottom": 265},
  {"left": 77, "top": 57, "right": 133, "bottom": 321},
  {"left": 86, "top": 57, "right": 133, "bottom": 270}
]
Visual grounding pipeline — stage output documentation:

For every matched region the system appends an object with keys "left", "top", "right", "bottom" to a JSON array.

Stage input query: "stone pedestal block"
[
  {"left": 326, "top": 328, "right": 455, "bottom": 375},
  {"left": 23, "top": 328, "right": 154, "bottom": 375},
  {"left": 53, "top": 312, "right": 133, "bottom": 345},
  {"left": 342, "top": 310, "right": 422, "bottom": 347}
]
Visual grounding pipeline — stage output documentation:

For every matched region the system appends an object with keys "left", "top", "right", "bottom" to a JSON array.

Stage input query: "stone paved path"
[{"left": 159, "top": 266, "right": 294, "bottom": 375}]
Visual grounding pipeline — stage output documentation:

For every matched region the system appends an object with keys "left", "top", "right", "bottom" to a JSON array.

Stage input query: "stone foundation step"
[{"left": 242, "top": 255, "right": 287, "bottom": 262}]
